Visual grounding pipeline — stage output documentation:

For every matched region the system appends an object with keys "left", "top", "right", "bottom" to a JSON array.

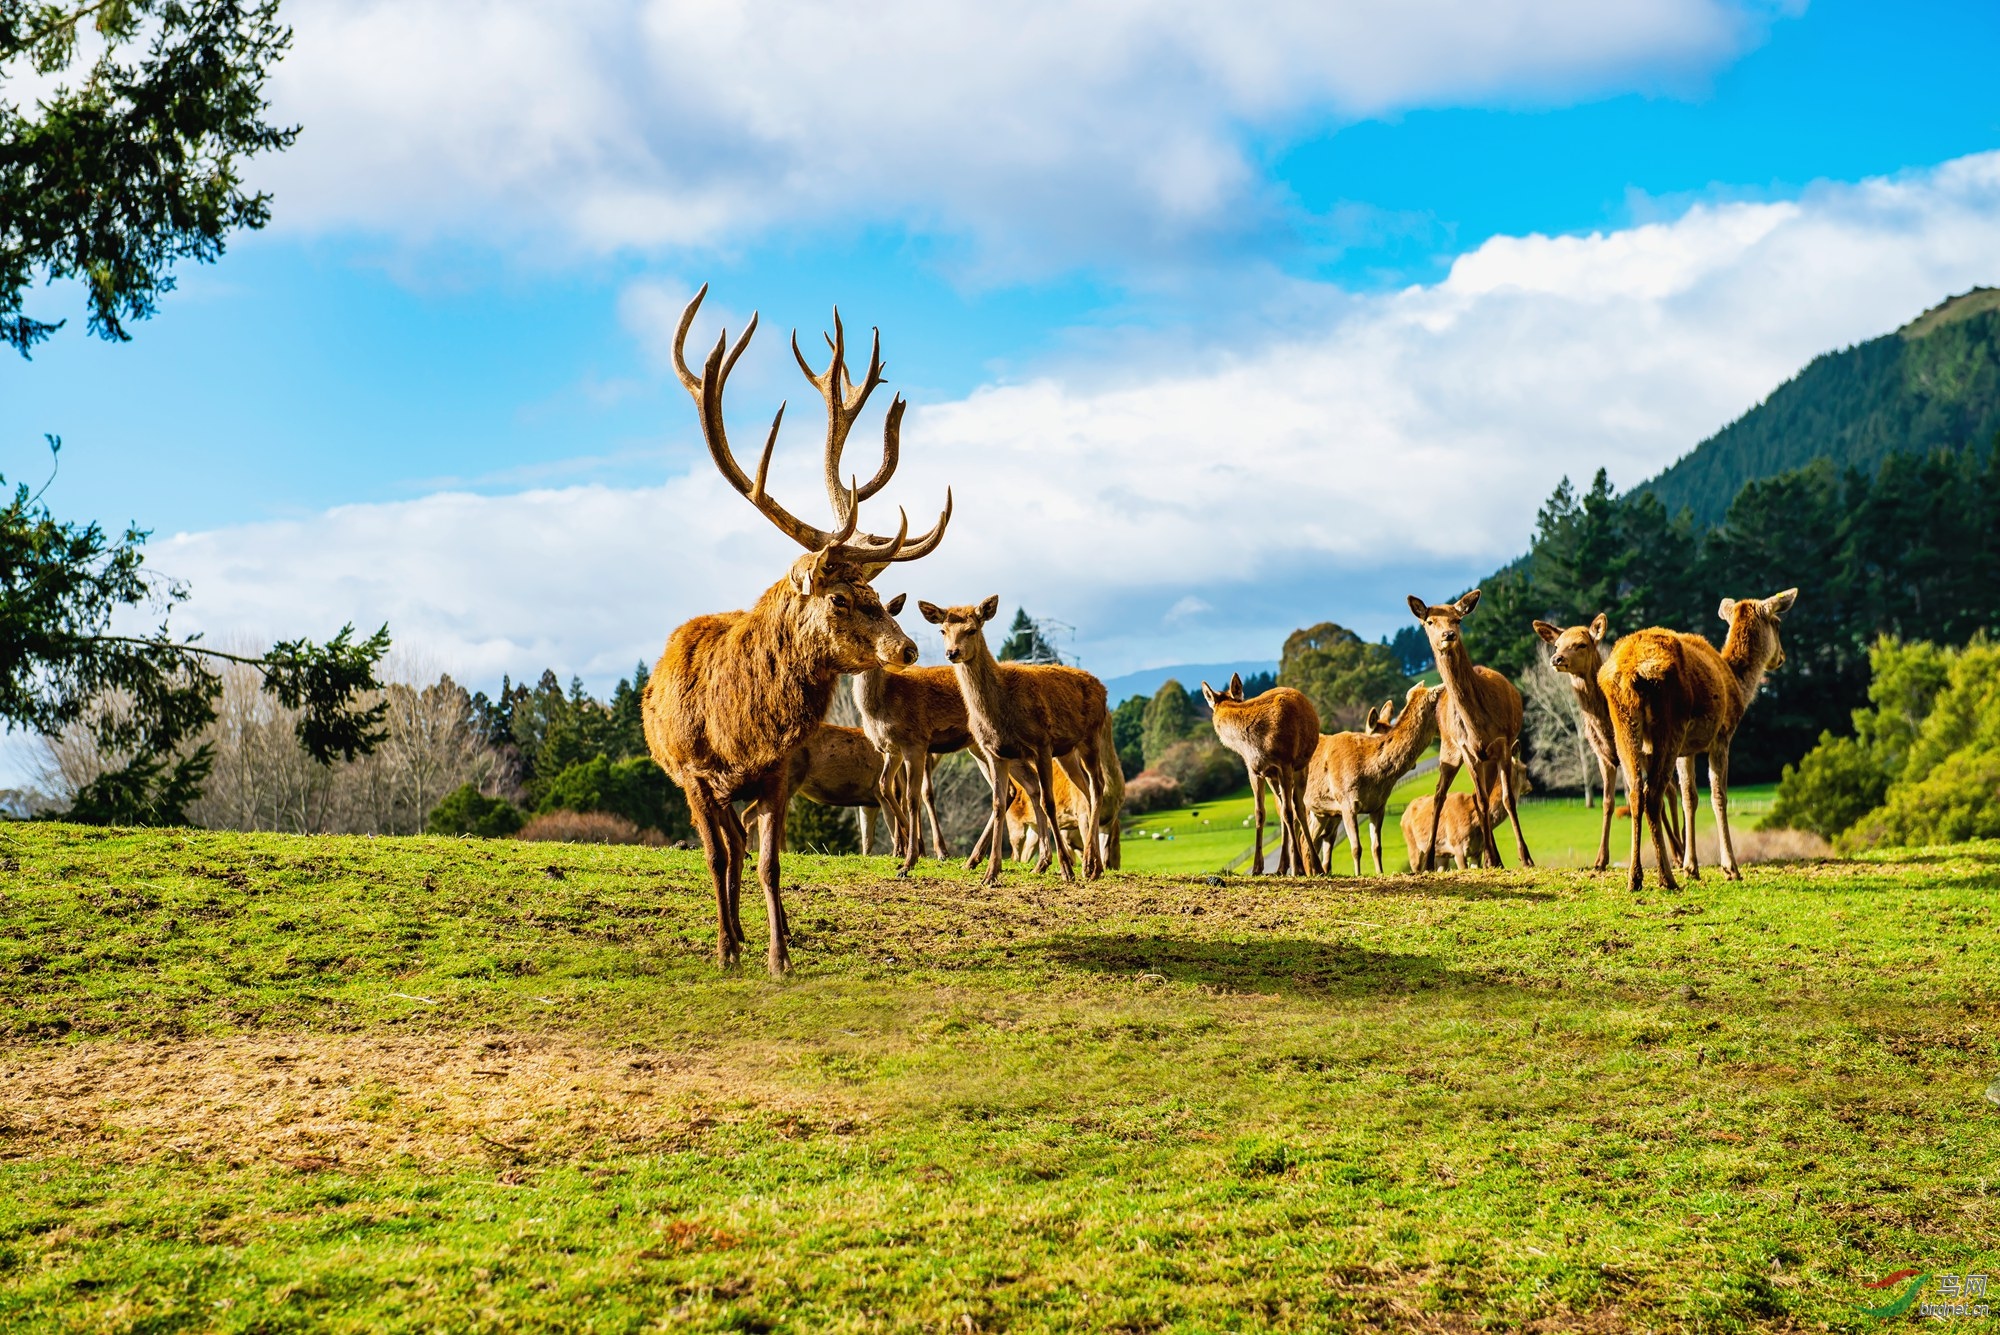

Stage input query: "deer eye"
[{"left": 830, "top": 593, "right": 851, "bottom": 610}]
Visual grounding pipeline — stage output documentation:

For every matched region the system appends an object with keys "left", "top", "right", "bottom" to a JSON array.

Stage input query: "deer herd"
[{"left": 641, "top": 288, "right": 1801, "bottom": 974}]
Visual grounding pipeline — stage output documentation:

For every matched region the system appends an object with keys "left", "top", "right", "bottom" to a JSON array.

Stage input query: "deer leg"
[
  {"left": 978, "top": 752, "right": 1008, "bottom": 886},
  {"left": 1642, "top": 746, "right": 1679, "bottom": 893},
  {"left": 966, "top": 811, "right": 996, "bottom": 869},
  {"left": 753, "top": 777, "right": 792, "bottom": 976},
  {"left": 1675, "top": 755, "right": 1698, "bottom": 877},
  {"left": 1285, "top": 769, "right": 1322, "bottom": 877},
  {"left": 1595, "top": 754, "right": 1616, "bottom": 872},
  {"left": 1424, "top": 760, "right": 1459, "bottom": 871},
  {"left": 895, "top": 751, "right": 926, "bottom": 879},
  {"left": 1339, "top": 805, "right": 1362, "bottom": 877},
  {"left": 856, "top": 806, "right": 873, "bottom": 857},
  {"left": 1709, "top": 745, "right": 1742, "bottom": 880},
  {"left": 687, "top": 785, "right": 741, "bottom": 968},
  {"left": 921, "top": 756, "right": 949, "bottom": 858},
  {"left": 1368, "top": 808, "right": 1386, "bottom": 876},
  {"left": 1058, "top": 746, "right": 1103, "bottom": 881},
  {"left": 1499, "top": 750, "right": 1532, "bottom": 868},
  {"left": 1610, "top": 722, "right": 1649, "bottom": 893},
  {"left": 1249, "top": 770, "right": 1267, "bottom": 876},
  {"left": 1030, "top": 751, "right": 1076, "bottom": 883}
]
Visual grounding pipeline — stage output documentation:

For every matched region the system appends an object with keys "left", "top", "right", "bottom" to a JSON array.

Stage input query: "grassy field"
[
  {"left": 2, "top": 823, "right": 1997, "bottom": 1332},
  {"left": 1120, "top": 778, "right": 1780, "bottom": 876}
]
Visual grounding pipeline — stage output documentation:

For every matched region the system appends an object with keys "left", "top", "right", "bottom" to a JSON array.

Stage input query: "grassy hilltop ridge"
[{"left": 1, "top": 824, "right": 1997, "bottom": 1332}]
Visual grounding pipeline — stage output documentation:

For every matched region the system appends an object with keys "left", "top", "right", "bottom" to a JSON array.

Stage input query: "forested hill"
[{"left": 1637, "top": 287, "right": 2000, "bottom": 526}]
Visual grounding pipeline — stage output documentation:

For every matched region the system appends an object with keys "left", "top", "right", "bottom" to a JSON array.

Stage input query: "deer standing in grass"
[
  {"left": 742, "top": 723, "right": 900, "bottom": 855},
  {"left": 1598, "top": 590, "right": 1796, "bottom": 892},
  {"left": 1531, "top": 616, "right": 1686, "bottom": 872},
  {"left": 1304, "top": 683, "right": 1440, "bottom": 876},
  {"left": 1402, "top": 759, "right": 1529, "bottom": 871},
  {"left": 849, "top": 610, "right": 974, "bottom": 875},
  {"left": 1005, "top": 716, "right": 1125, "bottom": 870},
  {"left": 1408, "top": 591, "right": 1533, "bottom": 870},
  {"left": 643, "top": 287, "right": 950, "bottom": 974},
  {"left": 920, "top": 596, "right": 1110, "bottom": 884},
  {"left": 1201, "top": 673, "right": 1322, "bottom": 876}
]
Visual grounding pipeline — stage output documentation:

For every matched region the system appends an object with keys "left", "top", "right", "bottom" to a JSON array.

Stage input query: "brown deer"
[
  {"left": 1408, "top": 591, "right": 1533, "bottom": 870},
  {"left": 1005, "top": 716, "right": 1126, "bottom": 870},
  {"left": 1598, "top": 590, "right": 1796, "bottom": 892},
  {"left": 1201, "top": 673, "right": 1322, "bottom": 876},
  {"left": 741, "top": 723, "right": 898, "bottom": 855},
  {"left": 643, "top": 287, "right": 950, "bottom": 974},
  {"left": 1402, "top": 759, "right": 1529, "bottom": 871},
  {"left": 848, "top": 611, "right": 975, "bottom": 876},
  {"left": 1531, "top": 616, "right": 1687, "bottom": 871},
  {"left": 919, "top": 596, "right": 1110, "bottom": 884},
  {"left": 1303, "top": 683, "right": 1441, "bottom": 875}
]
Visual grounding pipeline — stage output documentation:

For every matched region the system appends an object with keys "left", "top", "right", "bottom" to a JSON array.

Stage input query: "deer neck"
[
  {"left": 1566, "top": 662, "right": 1611, "bottom": 725},
  {"left": 1370, "top": 703, "right": 1434, "bottom": 777},
  {"left": 744, "top": 583, "right": 843, "bottom": 733},
  {"left": 1718, "top": 619, "right": 1769, "bottom": 702},
  {"left": 949, "top": 635, "right": 1011, "bottom": 740},
  {"left": 1433, "top": 637, "right": 1479, "bottom": 697}
]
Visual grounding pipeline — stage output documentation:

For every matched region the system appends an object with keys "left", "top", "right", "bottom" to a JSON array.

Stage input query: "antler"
[{"left": 675, "top": 286, "right": 950, "bottom": 563}]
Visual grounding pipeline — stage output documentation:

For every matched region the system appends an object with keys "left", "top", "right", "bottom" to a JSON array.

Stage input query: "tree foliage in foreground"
[
  {"left": 2, "top": 0, "right": 295, "bottom": 356},
  {"left": 2, "top": 448, "right": 390, "bottom": 823}
]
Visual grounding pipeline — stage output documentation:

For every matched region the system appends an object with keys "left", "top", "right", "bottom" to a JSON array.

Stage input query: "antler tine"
[
  {"left": 886, "top": 486, "right": 951, "bottom": 563},
  {"left": 695, "top": 330, "right": 835, "bottom": 553},
  {"left": 671, "top": 284, "right": 710, "bottom": 397},
  {"left": 829, "top": 475, "right": 861, "bottom": 546},
  {"left": 854, "top": 506, "right": 909, "bottom": 576}
]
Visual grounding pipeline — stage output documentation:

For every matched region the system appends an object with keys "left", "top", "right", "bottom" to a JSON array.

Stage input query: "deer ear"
[
  {"left": 977, "top": 594, "right": 1000, "bottom": 621},
  {"left": 1717, "top": 597, "right": 1738, "bottom": 624},
  {"left": 1532, "top": 620, "right": 1561, "bottom": 645},
  {"left": 1377, "top": 700, "right": 1395, "bottom": 726},
  {"left": 790, "top": 550, "right": 831, "bottom": 595},
  {"left": 1406, "top": 595, "right": 1429, "bottom": 621},
  {"left": 1589, "top": 613, "right": 1608, "bottom": 641},
  {"left": 1228, "top": 672, "right": 1244, "bottom": 699},
  {"left": 1762, "top": 588, "right": 1798, "bottom": 620},
  {"left": 885, "top": 592, "right": 906, "bottom": 616},
  {"left": 1455, "top": 589, "right": 1482, "bottom": 616},
  {"left": 1201, "top": 681, "right": 1219, "bottom": 708},
  {"left": 918, "top": 600, "right": 947, "bottom": 624}
]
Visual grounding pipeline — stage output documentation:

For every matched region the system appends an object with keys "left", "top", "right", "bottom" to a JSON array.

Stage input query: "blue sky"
[{"left": 4, "top": 0, "right": 2000, "bottom": 704}]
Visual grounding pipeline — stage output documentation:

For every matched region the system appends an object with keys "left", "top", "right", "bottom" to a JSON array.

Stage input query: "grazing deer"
[
  {"left": 919, "top": 596, "right": 1110, "bottom": 884},
  {"left": 1402, "top": 759, "right": 1529, "bottom": 871},
  {"left": 1201, "top": 673, "right": 1322, "bottom": 877},
  {"left": 1531, "top": 616, "right": 1687, "bottom": 871},
  {"left": 742, "top": 723, "right": 897, "bottom": 855},
  {"left": 849, "top": 614, "right": 975, "bottom": 875},
  {"left": 1408, "top": 591, "right": 1533, "bottom": 870},
  {"left": 644, "top": 287, "right": 950, "bottom": 974},
  {"left": 1598, "top": 590, "right": 1797, "bottom": 892},
  {"left": 1005, "top": 717, "right": 1126, "bottom": 871},
  {"left": 1303, "top": 683, "right": 1441, "bottom": 876}
]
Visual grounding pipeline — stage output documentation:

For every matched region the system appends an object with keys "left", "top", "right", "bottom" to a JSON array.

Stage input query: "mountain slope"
[{"left": 1638, "top": 287, "right": 2000, "bottom": 526}]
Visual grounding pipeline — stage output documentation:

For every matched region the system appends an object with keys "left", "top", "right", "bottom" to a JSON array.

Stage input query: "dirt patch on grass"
[{"left": 0, "top": 1033, "right": 854, "bottom": 1171}]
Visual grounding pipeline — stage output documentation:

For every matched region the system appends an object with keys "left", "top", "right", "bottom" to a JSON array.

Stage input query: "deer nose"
[{"left": 896, "top": 641, "right": 917, "bottom": 666}]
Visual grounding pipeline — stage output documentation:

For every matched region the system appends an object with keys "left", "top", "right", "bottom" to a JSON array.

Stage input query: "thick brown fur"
[
  {"left": 1402, "top": 759, "right": 1528, "bottom": 871},
  {"left": 1305, "top": 683, "right": 1440, "bottom": 875},
  {"left": 850, "top": 619, "right": 974, "bottom": 875},
  {"left": 1532, "top": 615, "right": 1686, "bottom": 871},
  {"left": 740, "top": 723, "right": 897, "bottom": 856},
  {"left": 646, "top": 549, "right": 917, "bottom": 973},
  {"left": 920, "top": 596, "right": 1111, "bottom": 885},
  {"left": 1201, "top": 674, "right": 1322, "bottom": 877},
  {"left": 1408, "top": 591, "right": 1533, "bottom": 870},
  {"left": 1597, "top": 589, "right": 1796, "bottom": 892}
]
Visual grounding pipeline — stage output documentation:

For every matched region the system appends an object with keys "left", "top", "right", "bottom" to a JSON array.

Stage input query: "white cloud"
[
  {"left": 257, "top": 0, "right": 1780, "bottom": 264},
  {"left": 156, "top": 154, "right": 2000, "bottom": 684}
]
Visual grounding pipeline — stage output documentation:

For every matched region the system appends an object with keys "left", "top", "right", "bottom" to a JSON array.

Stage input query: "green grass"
[
  {"left": 1121, "top": 779, "right": 1780, "bottom": 875},
  {"left": 2, "top": 823, "right": 1998, "bottom": 1332}
]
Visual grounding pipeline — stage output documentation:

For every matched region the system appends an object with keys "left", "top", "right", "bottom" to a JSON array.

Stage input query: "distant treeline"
[{"left": 1463, "top": 438, "right": 2000, "bottom": 780}]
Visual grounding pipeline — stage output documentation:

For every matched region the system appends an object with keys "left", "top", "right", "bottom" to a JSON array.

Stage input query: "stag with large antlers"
[{"left": 643, "top": 287, "right": 951, "bottom": 974}]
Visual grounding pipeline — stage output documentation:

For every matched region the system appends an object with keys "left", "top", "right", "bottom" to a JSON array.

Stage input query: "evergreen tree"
[
  {"left": 1110, "top": 695, "right": 1147, "bottom": 779},
  {"left": 1278, "top": 623, "right": 1410, "bottom": 730},
  {"left": 997, "top": 608, "right": 1059, "bottom": 663},
  {"left": 1141, "top": 680, "right": 1198, "bottom": 768}
]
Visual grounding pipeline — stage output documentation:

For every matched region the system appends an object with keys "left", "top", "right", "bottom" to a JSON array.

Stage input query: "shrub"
[
  {"left": 1841, "top": 748, "right": 2000, "bottom": 851},
  {"left": 1122, "top": 771, "right": 1183, "bottom": 815},
  {"left": 516, "top": 810, "right": 664, "bottom": 845},
  {"left": 536, "top": 755, "right": 691, "bottom": 839},
  {"left": 1764, "top": 732, "right": 1889, "bottom": 840},
  {"left": 1153, "top": 739, "right": 1241, "bottom": 803},
  {"left": 425, "top": 783, "right": 524, "bottom": 838}
]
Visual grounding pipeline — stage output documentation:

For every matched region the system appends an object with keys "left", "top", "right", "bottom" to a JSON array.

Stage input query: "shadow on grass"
[{"left": 1039, "top": 933, "right": 1495, "bottom": 998}]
